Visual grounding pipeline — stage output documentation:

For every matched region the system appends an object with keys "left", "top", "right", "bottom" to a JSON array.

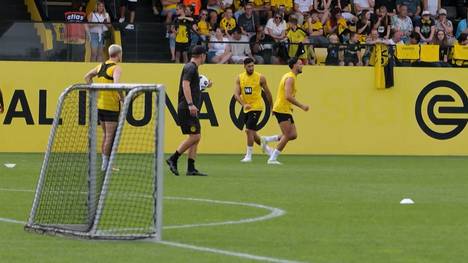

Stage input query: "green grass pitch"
[{"left": 0, "top": 153, "right": 467, "bottom": 263}]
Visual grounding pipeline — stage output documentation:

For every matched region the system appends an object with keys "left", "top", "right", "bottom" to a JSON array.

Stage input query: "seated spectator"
[
  {"left": 373, "top": 5, "right": 391, "bottom": 39},
  {"left": 392, "top": 5, "right": 413, "bottom": 43},
  {"left": 265, "top": 13, "right": 288, "bottom": 42},
  {"left": 456, "top": 6, "right": 468, "bottom": 39},
  {"left": 208, "top": 27, "right": 232, "bottom": 63},
  {"left": 220, "top": 8, "right": 237, "bottom": 34},
  {"left": 119, "top": 0, "right": 138, "bottom": 30},
  {"left": 294, "top": 0, "right": 314, "bottom": 15},
  {"left": 250, "top": 25, "right": 275, "bottom": 64},
  {"left": 433, "top": 30, "right": 450, "bottom": 63},
  {"left": 409, "top": 31, "right": 421, "bottom": 44},
  {"left": 354, "top": 0, "right": 375, "bottom": 14},
  {"left": 271, "top": 0, "right": 294, "bottom": 15},
  {"left": 195, "top": 10, "right": 211, "bottom": 42},
  {"left": 343, "top": 32, "right": 362, "bottom": 65},
  {"left": 306, "top": 10, "right": 329, "bottom": 45},
  {"left": 375, "top": 0, "right": 396, "bottom": 15},
  {"left": 415, "top": 10, "right": 436, "bottom": 43},
  {"left": 396, "top": 0, "right": 421, "bottom": 18},
  {"left": 230, "top": 27, "right": 256, "bottom": 63},
  {"left": 315, "top": 0, "right": 332, "bottom": 13},
  {"left": 172, "top": 4, "right": 194, "bottom": 63},
  {"left": 88, "top": 1, "right": 111, "bottom": 62},
  {"left": 238, "top": 3, "right": 259, "bottom": 37},
  {"left": 207, "top": 0, "right": 223, "bottom": 14},
  {"left": 357, "top": 10, "right": 373, "bottom": 41},
  {"left": 385, "top": 29, "right": 404, "bottom": 45},
  {"left": 324, "top": 7, "right": 348, "bottom": 36},
  {"left": 325, "top": 33, "right": 344, "bottom": 65},
  {"left": 435, "top": 9, "right": 454, "bottom": 41},
  {"left": 287, "top": 16, "right": 309, "bottom": 63},
  {"left": 362, "top": 29, "right": 381, "bottom": 65}
]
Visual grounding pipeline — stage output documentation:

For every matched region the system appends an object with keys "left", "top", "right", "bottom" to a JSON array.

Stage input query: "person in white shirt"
[
  {"left": 265, "top": 13, "right": 287, "bottom": 42},
  {"left": 354, "top": 0, "right": 375, "bottom": 13},
  {"left": 230, "top": 28, "right": 255, "bottom": 63},
  {"left": 87, "top": 1, "right": 111, "bottom": 62},
  {"left": 424, "top": 0, "right": 440, "bottom": 16},
  {"left": 208, "top": 27, "right": 232, "bottom": 64}
]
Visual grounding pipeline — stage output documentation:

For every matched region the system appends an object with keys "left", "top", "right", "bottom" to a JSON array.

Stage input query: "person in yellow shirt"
[
  {"left": 271, "top": 0, "right": 293, "bottom": 13},
  {"left": 261, "top": 57, "right": 309, "bottom": 165},
  {"left": 84, "top": 44, "right": 123, "bottom": 172},
  {"left": 287, "top": 16, "right": 308, "bottom": 62},
  {"left": 196, "top": 10, "right": 211, "bottom": 41},
  {"left": 220, "top": 8, "right": 237, "bottom": 34},
  {"left": 234, "top": 58, "right": 273, "bottom": 162}
]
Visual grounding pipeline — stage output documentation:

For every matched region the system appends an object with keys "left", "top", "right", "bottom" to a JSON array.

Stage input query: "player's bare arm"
[
  {"left": 84, "top": 68, "right": 98, "bottom": 84},
  {"left": 285, "top": 77, "right": 309, "bottom": 111},
  {"left": 260, "top": 75, "right": 273, "bottom": 110},
  {"left": 113, "top": 65, "right": 124, "bottom": 101},
  {"left": 234, "top": 76, "right": 250, "bottom": 110},
  {"left": 182, "top": 79, "right": 198, "bottom": 116}
]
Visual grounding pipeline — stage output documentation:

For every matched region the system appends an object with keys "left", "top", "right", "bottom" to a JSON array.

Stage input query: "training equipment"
[
  {"left": 400, "top": 198, "right": 415, "bottom": 205},
  {"left": 25, "top": 83, "right": 166, "bottom": 240},
  {"left": 199, "top": 75, "right": 210, "bottom": 90},
  {"left": 4, "top": 163, "right": 16, "bottom": 168}
]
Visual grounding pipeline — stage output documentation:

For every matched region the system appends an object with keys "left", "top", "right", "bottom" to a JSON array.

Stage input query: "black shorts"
[
  {"left": 273, "top": 112, "right": 294, "bottom": 124},
  {"left": 175, "top": 42, "right": 190, "bottom": 52},
  {"left": 244, "top": 110, "right": 262, "bottom": 131},
  {"left": 121, "top": 0, "right": 137, "bottom": 11},
  {"left": 178, "top": 107, "right": 201, "bottom": 134},
  {"left": 98, "top": 109, "right": 120, "bottom": 122}
]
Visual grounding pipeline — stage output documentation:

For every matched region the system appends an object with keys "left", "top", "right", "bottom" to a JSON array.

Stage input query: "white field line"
[{"left": 0, "top": 188, "right": 300, "bottom": 263}]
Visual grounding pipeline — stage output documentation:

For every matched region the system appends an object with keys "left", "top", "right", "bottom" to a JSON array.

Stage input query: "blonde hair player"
[
  {"left": 261, "top": 57, "right": 310, "bottom": 165},
  {"left": 234, "top": 57, "right": 273, "bottom": 162},
  {"left": 84, "top": 44, "right": 123, "bottom": 172}
]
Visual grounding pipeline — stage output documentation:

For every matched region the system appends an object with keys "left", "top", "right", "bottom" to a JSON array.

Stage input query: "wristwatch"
[{"left": 188, "top": 102, "right": 194, "bottom": 106}]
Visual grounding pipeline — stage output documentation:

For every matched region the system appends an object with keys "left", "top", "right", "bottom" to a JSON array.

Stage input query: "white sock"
[
  {"left": 265, "top": 145, "right": 273, "bottom": 156},
  {"left": 101, "top": 154, "right": 109, "bottom": 171},
  {"left": 269, "top": 149, "right": 281, "bottom": 161},
  {"left": 264, "top": 135, "right": 280, "bottom": 142},
  {"left": 246, "top": 146, "right": 253, "bottom": 158}
]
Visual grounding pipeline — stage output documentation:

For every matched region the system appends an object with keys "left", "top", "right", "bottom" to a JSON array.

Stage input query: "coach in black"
[{"left": 167, "top": 45, "right": 210, "bottom": 176}]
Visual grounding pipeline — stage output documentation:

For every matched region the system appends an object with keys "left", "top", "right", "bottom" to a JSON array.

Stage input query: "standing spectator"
[
  {"left": 343, "top": 32, "right": 362, "bottom": 65},
  {"left": 456, "top": 6, "right": 468, "bottom": 38},
  {"left": 230, "top": 27, "right": 255, "bottom": 63},
  {"left": 184, "top": 0, "right": 202, "bottom": 15},
  {"left": 238, "top": 3, "right": 259, "bottom": 36},
  {"left": 265, "top": 13, "right": 288, "bottom": 41},
  {"left": 433, "top": 30, "right": 449, "bottom": 62},
  {"left": 325, "top": 33, "right": 344, "bottom": 65},
  {"left": 423, "top": 0, "right": 440, "bottom": 16},
  {"left": 88, "top": 1, "right": 111, "bottom": 62},
  {"left": 195, "top": 10, "right": 211, "bottom": 42},
  {"left": 306, "top": 10, "right": 329, "bottom": 45},
  {"left": 392, "top": 5, "right": 413, "bottom": 43},
  {"left": 415, "top": 10, "right": 436, "bottom": 43},
  {"left": 374, "top": 5, "right": 392, "bottom": 39},
  {"left": 287, "top": 16, "right": 309, "bottom": 63},
  {"left": 64, "top": 1, "right": 87, "bottom": 61},
  {"left": 208, "top": 27, "right": 232, "bottom": 63},
  {"left": 220, "top": 8, "right": 237, "bottom": 34},
  {"left": 250, "top": 25, "right": 275, "bottom": 64},
  {"left": 119, "top": 0, "right": 138, "bottom": 30},
  {"left": 162, "top": 0, "right": 179, "bottom": 36},
  {"left": 173, "top": 4, "right": 194, "bottom": 63},
  {"left": 435, "top": 8, "right": 453, "bottom": 40},
  {"left": 354, "top": 0, "right": 375, "bottom": 14},
  {"left": 396, "top": 0, "right": 421, "bottom": 18},
  {"left": 375, "top": 0, "right": 396, "bottom": 14}
]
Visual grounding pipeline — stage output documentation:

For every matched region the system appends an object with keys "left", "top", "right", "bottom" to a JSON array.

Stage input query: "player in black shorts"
[
  {"left": 166, "top": 45, "right": 210, "bottom": 176},
  {"left": 233, "top": 58, "right": 273, "bottom": 162}
]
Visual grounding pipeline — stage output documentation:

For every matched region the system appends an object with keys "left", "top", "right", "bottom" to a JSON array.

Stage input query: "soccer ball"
[{"left": 199, "top": 75, "right": 210, "bottom": 91}]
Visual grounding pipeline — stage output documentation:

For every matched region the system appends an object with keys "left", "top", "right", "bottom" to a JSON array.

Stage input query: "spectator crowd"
[{"left": 158, "top": 0, "right": 468, "bottom": 65}]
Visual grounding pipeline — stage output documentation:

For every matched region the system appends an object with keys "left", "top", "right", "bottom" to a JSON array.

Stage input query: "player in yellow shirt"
[
  {"left": 84, "top": 44, "right": 123, "bottom": 172},
  {"left": 234, "top": 58, "right": 273, "bottom": 162},
  {"left": 261, "top": 57, "right": 309, "bottom": 165}
]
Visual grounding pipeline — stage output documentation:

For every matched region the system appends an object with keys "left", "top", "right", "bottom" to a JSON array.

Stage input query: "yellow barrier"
[{"left": 1, "top": 62, "right": 468, "bottom": 155}]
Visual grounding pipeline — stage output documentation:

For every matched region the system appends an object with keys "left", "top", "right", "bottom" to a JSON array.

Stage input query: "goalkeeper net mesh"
[{"left": 25, "top": 84, "right": 165, "bottom": 240}]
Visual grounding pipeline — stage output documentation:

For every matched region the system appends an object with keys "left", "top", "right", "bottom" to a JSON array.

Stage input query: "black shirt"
[
  {"left": 375, "top": 0, "right": 396, "bottom": 12},
  {"left": 415, "top": 17, "right": 435, "bottom": 39},
  {"left": 178, "top": 62, "right": 201, "bottom": 109}
]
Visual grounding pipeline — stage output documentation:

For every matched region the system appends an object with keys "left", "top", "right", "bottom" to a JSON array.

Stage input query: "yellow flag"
[{"left": 374, "top": 44, "right": 385, "bottom": 89}]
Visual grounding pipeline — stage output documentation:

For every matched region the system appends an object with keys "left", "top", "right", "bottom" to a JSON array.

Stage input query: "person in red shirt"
[
  {"left": 183, "top": 0, "right": 201, "bottom": 16},
  {"left": 64, "top": 1, "right": 87, "bottom": 61}
]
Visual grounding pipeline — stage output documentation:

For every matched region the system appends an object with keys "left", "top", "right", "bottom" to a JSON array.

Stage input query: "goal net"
[{"left": 24, "top": 84, "right": 165, "bottom": 240}]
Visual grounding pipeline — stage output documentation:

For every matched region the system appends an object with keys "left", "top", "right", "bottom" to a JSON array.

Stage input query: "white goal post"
[{"left": 25, "top": 83, "right": 165, "bottom": 240}]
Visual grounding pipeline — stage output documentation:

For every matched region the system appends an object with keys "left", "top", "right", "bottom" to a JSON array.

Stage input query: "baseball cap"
[
  {"left": 437, "top": 8, "right": 447, "bottom": 16},
  {"left": 422, "top": 10, "right": 431, "bottom": 16}
]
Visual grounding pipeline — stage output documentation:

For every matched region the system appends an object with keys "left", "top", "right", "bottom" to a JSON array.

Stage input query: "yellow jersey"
[
  {"left": 239, "top": 71, "right": 263, "bottom": 112},
  {"left": 220, "top": 17, "right": 236, "bottom": 32},
  {"left": 273, "top": 71, "right": 297, "bottom": 114},
  {"left": 286, "top": 28, "right": 308, "bottom": 59},
  {"left": 197, "top": 20, "right": 210, "bottom": 36},
  {"left": 270, "top": 0, "right": 293, "bottom": 9},
  {"left": 96, "top": 60, "right": 120, "bottom": 112}
]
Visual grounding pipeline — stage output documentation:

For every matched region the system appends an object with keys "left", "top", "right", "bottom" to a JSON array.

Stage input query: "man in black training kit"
[{"left": 167, "top": 45, "right": 210, "bottom": 176}]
